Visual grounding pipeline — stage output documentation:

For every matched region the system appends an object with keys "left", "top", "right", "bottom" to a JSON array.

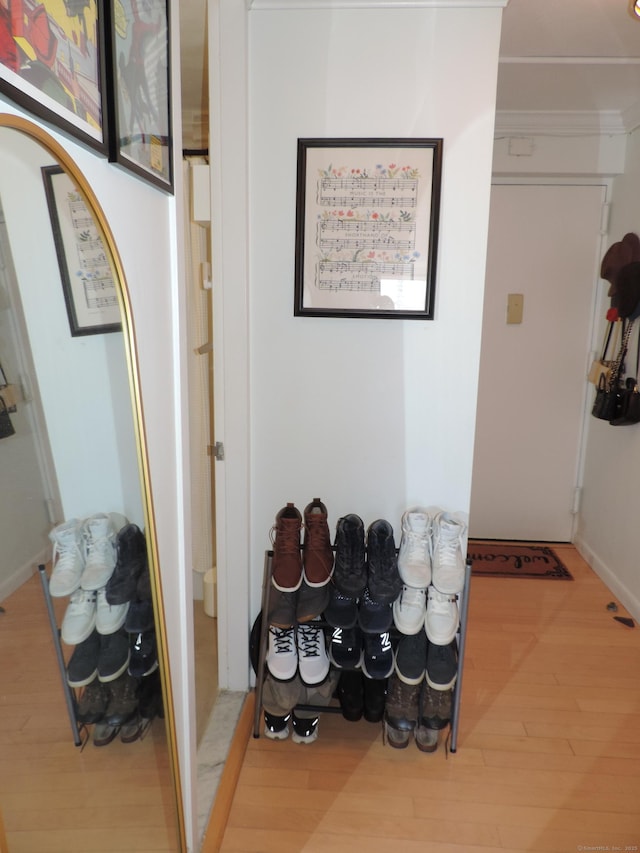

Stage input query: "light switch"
[{"left": 507, "top": 293, "right": 524, "bottom": 324}]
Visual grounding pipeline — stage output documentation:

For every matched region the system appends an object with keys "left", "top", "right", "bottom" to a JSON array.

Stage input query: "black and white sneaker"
[
  {"left": 329, "top": 624, "right": 362, "bottom": 669},
  {"left": 426, "top": 640, "right": 458, "bottom": 690},
  {"left": 66, "top": 629, "right": 101, "bottom": 687},
  {"left": 360, "top": 630, "right": 394, "bottom": 680},
  {"left": 266, "top": 626, "right": 298, "bottom": 681},
  {"left": 297, "top": 619, "right": 330, "bottom": 685},
  {"left": 264, "top": 711, "right": 291, "bottom": 740},
  {"left": 394, "top": 631, "right": 427, "bottom": 686},
  {"left": 291, "top": 711, "right": 319, "bottom": 744}
]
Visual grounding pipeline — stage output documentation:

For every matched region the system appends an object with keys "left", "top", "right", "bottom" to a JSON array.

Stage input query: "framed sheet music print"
[{"left": 294, "top": 138, "right": 443, "bottom": 320}]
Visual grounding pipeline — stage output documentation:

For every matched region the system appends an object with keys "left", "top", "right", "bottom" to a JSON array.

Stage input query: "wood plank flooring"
[
  {"left": 217, "top": 545, "right": 640, "bottom": 852},
  {"left": 0, "top": 573, "right": 180, "bottom": 852}
]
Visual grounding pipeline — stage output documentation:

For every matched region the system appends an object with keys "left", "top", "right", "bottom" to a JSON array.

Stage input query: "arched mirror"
[{"left": 0, "top": 114, "right": 185, "bottom": 852}]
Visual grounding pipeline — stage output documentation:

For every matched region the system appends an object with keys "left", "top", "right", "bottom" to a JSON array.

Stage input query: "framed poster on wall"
[
  {"left": 106, "top": 0, "right": 173, "bottom": 192},
  {"left": 42, "top": 165, "right": 122, "bottom": 336},
  {"left": 294, "top": 138, "right": 443, "bottom": 320},
  {"left": 0, "top": 0, "right": 108, "bottom": 152}
]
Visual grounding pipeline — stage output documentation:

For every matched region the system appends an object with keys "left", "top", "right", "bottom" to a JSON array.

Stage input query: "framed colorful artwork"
[
  {"left": 42, "top": 165, "right": 122, "bottom": 336},
  {"left": 0, "top": 0, "right": 108, "bottom": 152},
  {"left": 106, "top": 0, "right": 173, "bottom": 192},
  {"left": 294, "top": 138, "right": 443, "bottom": 320}
]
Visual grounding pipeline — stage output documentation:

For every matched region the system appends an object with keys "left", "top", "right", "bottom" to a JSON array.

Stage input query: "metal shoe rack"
[{"left": 252, "top": 550, "right": 472, "bottom": 752}]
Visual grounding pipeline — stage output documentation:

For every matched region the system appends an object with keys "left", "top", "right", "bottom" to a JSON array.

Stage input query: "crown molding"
[
  {"left": 494, "top": 110, "right": 629, "bottom": 138},
  {"left": 248, "top": 0, "right": 507, "bottom": 9}
]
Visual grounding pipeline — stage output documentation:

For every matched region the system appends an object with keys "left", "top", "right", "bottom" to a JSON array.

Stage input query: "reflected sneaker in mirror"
[
  {"left": 105, "top": 523, "right": 147, "bottom": 605},
  {"left": 66, "top": 629, "right": 101, "bottom": 688},
  {"left": 393, "top": 585, "right": 427, "bottom": 635},
  {"left": 431, "top": 511, "right": 467, "bottom": 594},
  {"left": 129, "top": 629, "right": 158, "bottom": 678},
  {"left": 61, "top": 588, "right": 97, "bottom": 645},
  {"left": 96, "top": 587, "right": 129, "bottom": 635},
  {"left": 397, "top": 507, "right": 433, "bottom": 588},
  {"left": 302, "top": 498, "right": 334, "bottom": 587},
  {"left": 76, "top": 678, "right": 109, "bottom": 724},
  {"left": 266, "top": 626, "right": 298, "bottom": 681},
  {"left": 105, "top": 672, "right": 140, "bottom": 727},
  {"left": 97, "top": 628, "right": 131, "bottom": 683},
  {"left": 366, "top": 520, "right": 402, "bottom": 604},
  {"left": 333, "top": 514, "right": 367, "bottom": 598},
  {"left": 81, "top": 513, "right": 127, "bottom": 591},
  {"left": 48, "top": 518, "right": 85, "bottom": 598},
  {"left": 425, "top": 586, "right": 459, "bottom": 645},
  {"left": 297, "top": 619, "right": 330, "bottom": 686},
  {"left": 270, "top": 503, "right": 303, "bottom": 592}
]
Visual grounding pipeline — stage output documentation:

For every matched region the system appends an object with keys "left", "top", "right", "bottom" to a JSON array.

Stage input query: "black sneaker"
[
  {"left": 67, "top": 629, "right": 101, "bottom": 687},
  {"left": 366, "top": 520, "right": 402, "bottom": 604},
  {"left": 332, "top": 514, "right": 367, "bottom": 598},
  {"left": 266, "top": 583, "right": 297, "bottom": 628},
  {"left": 129, "top": 629, "right": 158, "bottom": 678},
  {"left": 264, "top": 710, "right": 290, "bottom": 740},
  {"left": 328, "top": 624, "right": 362, "bottom": 669},
  {"left": 360, "top": 630, "right": 393, "bottom": 680},
  {"left": 291, "top": 711, "right": 319, "bottom": 744},
  {"left": 105, "top": 672, "right": 140, "bottom": 726},
  {"left": 394, "top": 631, "right": 427, "bottom": 686},
  {"left": 363, "top": 676, "right": 387, "bottom": 723},
  {"left": 358, "top": 587, "right": 393, "bottom": 634},
  {"left": 137, "top": 669, "right": 164, "bottom": 721},
  {"left": 105, "top": 524, "right": 147, "bottom": 605},
  {"left": 324, "top": 585, "right": 358, "bottom": 629},
  {"left": 384, "top": 672, "right": 420, "bottom": 732},
  {"left": 125, "top": 597, "right": 155, "bottom": 633},
  {"left": 337, "top": 670, "right": 364, "bottom": 721},
  {"left": 297, "top": 577, "right": 331, "bottom": 623},
  {"left": 426, "top": 641, "right": 458, "bottom": 690},
  {"left": 97, "top": 629, "right": 130, "bottom": 683},
  {"left": 76, "top": 678, "right": 109, "bottom": 724}
]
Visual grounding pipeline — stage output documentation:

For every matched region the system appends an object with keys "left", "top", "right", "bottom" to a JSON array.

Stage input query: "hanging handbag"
[
  {"left": 610, "top": 326, "right": 640, "bottom": 425},
  {"left": 588, "top": 319, "right": 620, "bottom": 386},
  {"left": 592, "top": 320, "right": 634, "bottom": 421},
  {"left": 0, "top": 395, "right": 15, "bottom": 439}
]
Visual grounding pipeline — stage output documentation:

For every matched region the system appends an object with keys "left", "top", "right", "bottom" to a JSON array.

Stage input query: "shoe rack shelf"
[{"left": 252, "top": 550, "right": 472, "bottom": 752}]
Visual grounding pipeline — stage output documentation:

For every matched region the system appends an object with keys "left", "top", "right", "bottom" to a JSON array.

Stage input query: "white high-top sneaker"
[
  {"left": 80, "top": 513, "right": 127, "bottom": 591},
  {"left": 397, "top": 507, "right": 433, "bottom": 588},
  {"left": 48, "top": 519, "right": 85, "bottom": 598},
  {"left": 431, "top": 511, "right": 466, "bottom": 594}
]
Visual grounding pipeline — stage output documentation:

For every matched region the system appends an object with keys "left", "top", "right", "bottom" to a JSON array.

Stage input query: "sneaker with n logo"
[
  {"left": 329, "top": 624, "right": 362, "bottom": 670},
  {"left": 360, "top": 630, "right": 394, "bottom": 680}
]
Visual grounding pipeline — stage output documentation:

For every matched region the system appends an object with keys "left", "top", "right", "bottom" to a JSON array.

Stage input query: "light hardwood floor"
[
  {"left": 215, "top": 545, "right": 640, "bottom": 852},
  {"left": 0, "top": 574, "right": 180, "bottom": 853}
]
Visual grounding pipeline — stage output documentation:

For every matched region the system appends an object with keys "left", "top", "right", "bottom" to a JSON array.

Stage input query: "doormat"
[{"left": 468, "top": 541, "right": 574, "bottom": 580}]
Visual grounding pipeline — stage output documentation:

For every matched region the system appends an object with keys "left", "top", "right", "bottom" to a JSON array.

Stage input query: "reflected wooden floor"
[
  {"left": 216, "top": 545, "right": 640, "bottom": 852},
  {"left": 0, "top": 574, "right": 179, "bottom": 853}
]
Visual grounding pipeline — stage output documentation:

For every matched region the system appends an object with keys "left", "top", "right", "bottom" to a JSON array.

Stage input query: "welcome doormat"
[{"left": 468, "top": 541, "right": 574, "bottom": 580}]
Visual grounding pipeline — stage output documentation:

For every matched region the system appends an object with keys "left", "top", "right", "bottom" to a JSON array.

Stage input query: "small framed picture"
[
  {"left": 105, "top": 0, "right": 173, "bottom": 192},
  {"left": 42, "top": 165, "right": 122, "bottom": 336},
  {"left": 294, "top": 138, "right": 443, "bottom": 320},
  {"left": 0, "top": 0, "right": 108, "bottom": 153}
]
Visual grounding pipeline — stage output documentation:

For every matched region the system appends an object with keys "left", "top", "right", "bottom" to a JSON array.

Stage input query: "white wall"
[
  {"left": 576, "top": 128, "right": 640, "bottom": 621},
  {"left": 211, "top": 0, "right": 505, "bottom": 688}
]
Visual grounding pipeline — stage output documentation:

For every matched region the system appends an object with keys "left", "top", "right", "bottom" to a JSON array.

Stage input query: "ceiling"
[{"left": 178, "top": 0, "right": 640, "bottom": 149}]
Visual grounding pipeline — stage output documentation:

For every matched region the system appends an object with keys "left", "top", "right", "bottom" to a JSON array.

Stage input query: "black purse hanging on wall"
[
  {"left": 0, "top": 395, "right": 15, "bottom": 440},
  {"left": 610, "top": 325, "right": 640, "bottom": 425},
  {"left": 591, "top": 319, "right": 634, "bottom": 421}
]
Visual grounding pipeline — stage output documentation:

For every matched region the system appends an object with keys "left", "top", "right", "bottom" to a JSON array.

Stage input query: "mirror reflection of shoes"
[
  {"left": 61, "top": 588, "right": 97, "bottom": 645},
  {"left": 105, "top": 672, "right": 140, "bottom": 727},
  {"left": 76, "top": 678, "right": 109, "bottom": 724},
  {"left": 125, "top": 597, "right": 154, "bottom": 634},
  {"left": 93, "top": 721, "right": 120, "bottom": 747},
  {"left": 96, "top": 587, "right": 129, "bottom": 635},
  {"left": 66, "top": 629, "right": 101, "bottom": 688},
  {"left": 105, "top": 523, "right": 147, "bottom": 605},
  {"left": 137, "top": 669, "right": 164, "bottom": 722},
  {"left": 48, "top": 518, "right": 85, "bottom": 598},
  {"left": 97, "top": 629, "right": 130, "bottom": 683},
  {"left": 128, "top": 629, "right": 158, "bottom": 678},
  {"left": 81, "top": 513, "right": 127, "bottom": 592},
  {"left": 120, "top": 713, "right": 145, "bottom": 744}
]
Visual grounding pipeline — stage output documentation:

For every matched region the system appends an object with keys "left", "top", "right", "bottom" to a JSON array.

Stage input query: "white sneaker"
[
  {"left": 81, "top": 513, "right": 127, "bottom": 591},
  {"left": 96, "top": 587, "right": 129, "bottom": 635},
  {"left": 61, "top": 588, "right": 97, "bottom": 645},
  {"left": 431, "top": 511, "right": 466, "bottom": 594},
  {"left": 397, "top": 508, "right": 432, "bottom": 588},
  {"left": 266, "top": 626, "right": 298, "bottom": 681},
  {"left": 425, "top": 586, "right": 459, "bottom": 645},
  {"left": 393, "top": 585, "right": 427, "bottom": 635},
  {"left": 297, "top": 619, "right": 330, "bottom": 686},
  {"left": 48, "top": 519, "right": 85, "bottom": 598}
]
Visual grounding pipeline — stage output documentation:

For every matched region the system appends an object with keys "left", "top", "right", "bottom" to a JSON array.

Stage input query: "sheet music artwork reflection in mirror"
[
  {"left": 294, "top": 138, "right": 443, "bottom": 320},
  {"left": 42, "top": 166, "right": 122, "bottom": 337}
]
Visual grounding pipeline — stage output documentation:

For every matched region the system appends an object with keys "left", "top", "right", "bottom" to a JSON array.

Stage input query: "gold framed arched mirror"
[{"left": 0, "top": 114, "right": 185, "bottom": 852}]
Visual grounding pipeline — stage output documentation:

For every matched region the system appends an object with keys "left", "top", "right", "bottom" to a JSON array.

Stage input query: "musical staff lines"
[
  {"left": 317, "top": 260, "right": 416, "bottom": 292},
  {"left": 318, "top": 219, "right": 415, "bottom": 253},
  {"left": 318, "top": 176, "right": 418, "bottom": 209},
  {"left": 65, "top": 195, "right": 116, "bottom": 310}
]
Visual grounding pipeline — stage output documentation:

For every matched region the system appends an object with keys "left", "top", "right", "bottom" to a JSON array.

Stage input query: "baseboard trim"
[
  {"left": 200, "top": 691, "right": 255, "bottom": 852},
  {"left": 573, "top": 535, "right": 640, "bottom": 623}
]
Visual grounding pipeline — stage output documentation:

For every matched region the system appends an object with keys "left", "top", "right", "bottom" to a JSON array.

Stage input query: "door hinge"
[{"left": 209, "top": 442, "right": 225, "bottom": 461}]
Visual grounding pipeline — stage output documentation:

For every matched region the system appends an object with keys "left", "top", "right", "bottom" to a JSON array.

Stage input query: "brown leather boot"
[
  {"left": 271, "top": 503, "right": 303, "bottom": 591},
  {"left": 302, "top": 498, "right": 334, "bottom": 587}
]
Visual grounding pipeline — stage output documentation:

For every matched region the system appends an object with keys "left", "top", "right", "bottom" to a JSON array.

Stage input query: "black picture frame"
[
  {"left": 294, "top": 138, "right": 443, "bottom": 320},
  {"left": 0, "top": 0, "right": 109, "bottom": 154},
  {"left": 105, "top": 0, "right": 173, "bottom": 193},
  {"left": 42, "top": 165, "right": 122, "bottom": 337}
]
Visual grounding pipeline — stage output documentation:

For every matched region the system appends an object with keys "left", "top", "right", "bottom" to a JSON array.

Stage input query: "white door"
[
  {"left": 0, "top": 209, "right": 60, "bottom": 598},
  {"left": 470, "top": 183, "right": 605, "bottom": 541}
]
